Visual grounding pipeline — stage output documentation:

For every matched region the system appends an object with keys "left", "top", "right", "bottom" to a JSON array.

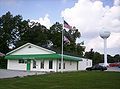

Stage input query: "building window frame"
[
  {"left": 18, "top": 59, "right": 25, "bottom": 64},
  {"left": 63, "top": 62, "right": 65, "bottom": 69},
  {"left": 40, "top": 60, "right": 44, "bottom": 69},
  {"left": 59, "top": 62, "right": 61, "bottom": 69},
  {"left": 33, "top": 60, "right": 36, "bottom": 68},
  {"left": 49, "top": 60, "right": 53, "bottom": 69}
]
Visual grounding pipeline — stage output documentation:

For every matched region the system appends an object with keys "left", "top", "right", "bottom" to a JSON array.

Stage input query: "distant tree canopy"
[
  {"left": 84, "top": 49, "right": 120, "bottom": 65},
  {"left": 0, "top": 12, "right": 85, "bottom": 57},
  {"left": 0, "top": 11, "right": 29, "bottom": 53}
]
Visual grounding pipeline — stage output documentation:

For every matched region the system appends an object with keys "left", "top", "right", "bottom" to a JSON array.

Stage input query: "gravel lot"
[{"left": 0, "top": 69, "right": 45, "bottom": 79}]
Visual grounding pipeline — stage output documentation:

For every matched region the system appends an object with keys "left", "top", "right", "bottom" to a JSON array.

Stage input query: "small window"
[
  {"left": 19, "top": 59, "right": 25, "bottom": 64},
  {"left": 70, "top": 61, "right": 72, "bottom": 65},
  {"left": 40, "top": 60, "right": 44, "bottom": 69},
  {"left": 59, "top": 63, "right": 61, "bottom": 69},
  {"left": 63, "top": 63, "right": 65, "bottom": 69},
  {"left": 33, "top": 60, "right": 36, "bottom": 68},
  {"left": 49, "top": 60, "right": 53, "bottom": 69}
]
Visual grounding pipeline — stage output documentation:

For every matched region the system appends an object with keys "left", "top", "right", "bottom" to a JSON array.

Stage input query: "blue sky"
[
  {"left": 0, "top": 0, "right": 113, "bottom": 22},
  {"left": 0, "top": 0, "right": 120, "bottom": 56},
  {"left": 0, "top": 0, "right": 78, "bottom": 23}
]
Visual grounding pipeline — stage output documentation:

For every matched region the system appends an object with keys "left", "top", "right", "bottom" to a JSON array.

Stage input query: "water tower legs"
[{"left": 104, "top": 38, "right": 109, "bottom": 66}]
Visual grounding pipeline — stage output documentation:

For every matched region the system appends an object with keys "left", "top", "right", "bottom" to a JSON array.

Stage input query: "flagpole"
[{"left": 61, "top": 18, "right": 64, "bottom": 73}]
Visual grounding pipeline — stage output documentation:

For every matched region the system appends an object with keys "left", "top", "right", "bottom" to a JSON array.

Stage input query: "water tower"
[{"left": 99, "top": 30, "right": 110, "bottom": 66}]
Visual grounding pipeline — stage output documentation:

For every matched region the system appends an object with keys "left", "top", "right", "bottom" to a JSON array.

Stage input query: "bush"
[{"left": 0, "top": 57, "right": 7, "bottom": 69}]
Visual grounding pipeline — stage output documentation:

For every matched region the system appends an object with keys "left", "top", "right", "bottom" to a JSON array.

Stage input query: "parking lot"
[
  {"left": 0, "top": 69, "right": 45, "bottom": 79},
  {"left": 107, "top": 67, "right": 120, "bottom": 72}
]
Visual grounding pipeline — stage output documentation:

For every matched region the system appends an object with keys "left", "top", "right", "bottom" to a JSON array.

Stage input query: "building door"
[{"left": 27, "top": 60, "right": 31, "bottom": 71}]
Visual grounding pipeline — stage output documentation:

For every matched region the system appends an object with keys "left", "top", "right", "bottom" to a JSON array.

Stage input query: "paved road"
[
  {"left": 0, "top": 69, "right": 45, "bottom": 79},
  {"left": 107, "top": 67, "right": 120, "bottom": 72}
]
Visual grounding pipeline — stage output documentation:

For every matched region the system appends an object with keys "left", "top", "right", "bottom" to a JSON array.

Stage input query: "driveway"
[{"left": 0, "top": 69, "right": 45, "bottom": 79}]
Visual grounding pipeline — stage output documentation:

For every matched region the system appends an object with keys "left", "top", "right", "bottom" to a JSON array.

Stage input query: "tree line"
[{"left": 84, "top": 49, "right": 120, "bottom": 65}]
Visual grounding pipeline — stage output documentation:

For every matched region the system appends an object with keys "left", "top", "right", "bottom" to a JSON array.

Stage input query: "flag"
[
  {"left": 64, "top": 20, "right": 72, "bottom": 29},
  {"left": 64, "top": 36, "right": 70, "bottom": 44}
]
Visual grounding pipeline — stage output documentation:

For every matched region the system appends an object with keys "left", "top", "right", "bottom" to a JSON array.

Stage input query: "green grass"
[{"left": 0, "top": 71, "right": 120, "bottom": 89}]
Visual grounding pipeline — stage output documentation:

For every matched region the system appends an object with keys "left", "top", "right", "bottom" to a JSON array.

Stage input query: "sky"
[{"left": 0, "top": 0, "right": 120, "bottom": 56}]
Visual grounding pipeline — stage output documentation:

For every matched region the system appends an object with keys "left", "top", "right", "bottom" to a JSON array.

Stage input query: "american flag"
[
  {"left": 64, "top": 20, "right": 72, "bottom": 29},
  {"left": 64, "top": 36, "right": 70, "bottom": 44}
]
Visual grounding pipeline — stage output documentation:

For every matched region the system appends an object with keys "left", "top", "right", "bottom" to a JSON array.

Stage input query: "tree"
[
  {"left": 93, "top": 52, "right": 103, "bottom": 64},
  {"left": 0, "top": 56, "right": 7, "bottom": 69},
  {"left": 49, "top": 22, "right": 63, "bottom": 49},
  {"left": 84, "top": 49, "right": 94, "bottom": 59},
  {"left": 0, "top": 12, "right": 29, "bottom": 53},
  {"left": 84, "top": 49, "right": 103, "bottom": 65},
  {"left": 113, "top": 54, "right": 120, "bottom": 62},
  {"left": 17, "top": 21, "right": 49, "bottom": 47}
]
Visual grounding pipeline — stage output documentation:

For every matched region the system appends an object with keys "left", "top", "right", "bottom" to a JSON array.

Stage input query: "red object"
[{"left": 109, "top": 63, "right": 120, "bottom": 67}]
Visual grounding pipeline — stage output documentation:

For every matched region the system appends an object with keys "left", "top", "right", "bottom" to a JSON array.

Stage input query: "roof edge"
[{"left": 6, "top": 43, "right": 56, "bottom": 55}]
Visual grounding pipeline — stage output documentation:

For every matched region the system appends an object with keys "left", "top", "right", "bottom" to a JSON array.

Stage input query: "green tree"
[
  {"left": 84, "top": 49, "right": 103, "bottom": 65},
  {"left": 17, "top": 21, "right": 49, "bottom": 47},
  {"left": 49, "top": 22, "right": 62, "bottom": 49},
  {"left": 93, "top": 52, "right": 103, "bottom": 64},
  {"left": 113, "top": 54, "right": 120, "bottom": 62},
  {"left": 0, "top": 56, "right": 7, "bottom": 69},
  {"left": 0, "top": 12, "right": 29, "bottom": 53}
]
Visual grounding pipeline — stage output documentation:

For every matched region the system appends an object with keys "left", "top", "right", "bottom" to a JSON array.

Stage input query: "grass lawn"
[{"left": 0, "top": 71, "right": 120, "bottom": 89}]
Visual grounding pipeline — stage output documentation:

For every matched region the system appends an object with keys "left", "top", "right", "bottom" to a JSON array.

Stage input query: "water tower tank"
[{"left": 100, "top": 31, "right": 110, "bottom": 39}]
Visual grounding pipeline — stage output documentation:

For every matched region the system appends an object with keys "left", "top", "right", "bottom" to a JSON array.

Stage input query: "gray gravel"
[{"left": 0, "top": 69, "right": 45, "bottom": 79}]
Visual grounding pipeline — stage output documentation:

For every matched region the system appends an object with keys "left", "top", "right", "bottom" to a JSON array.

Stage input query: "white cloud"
[
  {"left": 114, "top": 0, "right": 120, "bottom": 6},
  {"left": 31, "top": 14, "right": 52, "bottom": 29},
  {"left": 61, "top": 0, "right": 120, "bottom": 55}
]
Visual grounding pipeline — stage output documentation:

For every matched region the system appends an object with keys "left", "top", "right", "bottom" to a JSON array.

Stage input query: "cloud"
[
  {"left": 61, "top": 0, "right": 120, "bottom": 55},
  {"left": 114, "top": 0, "right": 120, "bottom": 6},
  {"left": 31, "top": 14, "right": 52, "bottom": 29}
]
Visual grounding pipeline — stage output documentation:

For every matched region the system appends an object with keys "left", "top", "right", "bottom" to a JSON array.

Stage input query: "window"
[
  {"left": 59, "top": 63, "right": 61, "bottom": 69},
  {"left": 18, "top": 59, "right": 25, "bottom": 64},
  {"left": 40, "top": 60, "right": 44, "bottom": 69},
  {"left": 63, "top": 63, "right": 65, "bottom": 69},
  {"left": 33, "top": 60, "right": 36, "bottom": 68},
  {"left": 49, "top": 60, "right": 53, "bottom": 69},
  {"left": 70, "top": 61, "right": 72, "bottom": 65},
  {"left": 28, "top": 46, "right": 32, "bottom": 48}
]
